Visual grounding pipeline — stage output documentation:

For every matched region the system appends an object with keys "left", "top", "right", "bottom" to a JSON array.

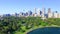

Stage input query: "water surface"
[{"left": 27, "top": 27, "right": 60, "bottom": 34}]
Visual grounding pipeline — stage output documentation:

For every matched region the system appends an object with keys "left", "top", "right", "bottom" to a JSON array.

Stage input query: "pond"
[{"left": 27, "top": 27, "right": 60, "bottom": 34}]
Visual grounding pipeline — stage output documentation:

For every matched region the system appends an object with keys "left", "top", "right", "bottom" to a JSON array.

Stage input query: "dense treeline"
[{"left": 0, "top": 16, "right": 60, "bottom": 34}]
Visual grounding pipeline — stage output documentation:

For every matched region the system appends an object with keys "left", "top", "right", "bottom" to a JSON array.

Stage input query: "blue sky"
[{"left": 0, "top": 0, "right": 60, "bottom": 15}]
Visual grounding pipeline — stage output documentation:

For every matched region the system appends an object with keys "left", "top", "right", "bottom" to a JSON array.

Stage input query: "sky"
[{"left": 0, "top": 0, "right": 60, "bottom": 15}]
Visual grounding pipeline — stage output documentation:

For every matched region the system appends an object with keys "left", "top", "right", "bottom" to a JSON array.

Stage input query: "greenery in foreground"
[{"left": 0, "top": 16, "right": 60, "bottom": 34}]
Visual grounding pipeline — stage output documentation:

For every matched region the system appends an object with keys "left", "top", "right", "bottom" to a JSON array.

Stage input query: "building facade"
[{"left": 48, "top": 8, "right": 53, "bottom": 18}]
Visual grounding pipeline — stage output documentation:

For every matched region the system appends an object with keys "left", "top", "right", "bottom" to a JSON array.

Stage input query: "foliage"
[{"left": 0, "top": 16, "right": 60, "bottom": 34}]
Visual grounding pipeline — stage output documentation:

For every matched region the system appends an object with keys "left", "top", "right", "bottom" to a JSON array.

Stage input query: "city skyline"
[
  {"left": 0, "top": 7, "right": 60, "bottom": 19},
  {"left": 0, "top": 0, "right": 60, "bottom": 15}
]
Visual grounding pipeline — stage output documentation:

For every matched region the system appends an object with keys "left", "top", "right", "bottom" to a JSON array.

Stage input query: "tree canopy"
[{"left": 0, "top": 16, "right": 60, "bottom": 34}]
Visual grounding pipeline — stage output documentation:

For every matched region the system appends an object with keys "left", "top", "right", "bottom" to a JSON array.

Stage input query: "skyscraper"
[
  {"left": 40, "top": 11, "right": 42, "bottom": 15},
  {"left": 53, "top": 11, "right": 58, "bottom": 18},
  {"left": 28, "top": 10, "right": 32, "bottom": 16},
  {"left": 34, "top": 8, "right": 37, "bottom": 14},
  {"left": 37, "top": 8, "right": 41, "bottom": 17},
  {"left": 48, "top": 8, "right": 52, "bottom": 18},
  {"left": 41, "top": 8, "right": 45, "bottom": 19},
  {"left": 58, "top": 13, "right": 60, "bottom": 18},
  {"left": 33, "top": 8, "right": 37, "bottom": 17},
  {"left": 19, "top": 12, "right": 24, "bottom": 17}
]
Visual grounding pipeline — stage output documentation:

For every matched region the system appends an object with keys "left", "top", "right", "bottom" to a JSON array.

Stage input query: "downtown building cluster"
[{"left": 0, "top": 8, "right": 60, "bottom": 19}]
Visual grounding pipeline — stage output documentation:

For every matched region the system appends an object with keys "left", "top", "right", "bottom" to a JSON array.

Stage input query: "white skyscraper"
[
  {"left": 48, "top": 8, "right": 52, "bottom": 18},
  {"left": 33, "top": 8, "right": 37, "bottom": 17},
  {"left": 58, "top": 13, "right": 60, "bottom": 18},
  {"left": 53, "top": 11, "right": 58, "bottom": 18},
  {"left": 41, "top": 8, "right": 45, "bottom": 19},
  {"left": 37, "top": 8, "right": 41, "bottom": 17}
]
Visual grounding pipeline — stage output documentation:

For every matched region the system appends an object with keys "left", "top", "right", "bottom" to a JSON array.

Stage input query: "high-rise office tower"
[
  {"left": 3, "top": 14, "right": 11, "bottom": 17},
  {"left": 26, "top": 12, "right": 28, "bottom": 16},
  {"left": 41, "top": 8, "right": 45, "bottom": 19},
  {"left": 40, "top": 11, "right": 42, "bottom": 15},
  {"left": 58, "top": 13, "right": 60, "bottom": 18},
  {"left": 40, "top": 11, "right": 42, "bottom": 17},
  {"left": 34, "top": 8, "right": 37, "bottom": 14},
  {"left": 33, "top": 8, "right": 37, "bottom": 17},
  {"left": 48, "top": 8, "right": 52, "bottom": 18},
  {"left": 15, "top": 13, "right": 19, "bottom": 17},
  {"left": 53, "top": 11, "right": 58, "bottom": 18},
  {"left": 28, "top": 10, "right": 32, "bottom": 16},
  {"left": 37, "top": 8, "right": 41, "bottom": 17},
  {"left": 19, "top": 12, "right": 24, "bottom": 17}
]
